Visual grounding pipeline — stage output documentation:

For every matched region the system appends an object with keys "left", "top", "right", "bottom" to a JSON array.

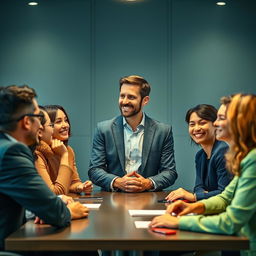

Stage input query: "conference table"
[{"left": 5, "top": 191, "right": 249, "bottom": 252}]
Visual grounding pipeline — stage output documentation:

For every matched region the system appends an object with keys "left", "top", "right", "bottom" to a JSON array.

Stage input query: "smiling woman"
[
  {"left": 34, "top": 105, "right": 93, "bottom": 196},
  {"left": 214, "top": 96, "right": 233, "bottom": 145},
  {"left": 151, "top": 94, "right": 256, "bottom": 256},
  {"left": 165, "top": 104, "right": 232, "bottom": 202}
]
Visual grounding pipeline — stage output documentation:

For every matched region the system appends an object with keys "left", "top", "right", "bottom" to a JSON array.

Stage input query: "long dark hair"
[{"left": 44, "top": 105, "right": 71, "bottom": 145}]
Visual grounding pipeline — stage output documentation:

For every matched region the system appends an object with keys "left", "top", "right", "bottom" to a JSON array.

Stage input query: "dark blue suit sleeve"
[
  {"left": 148, "top": 125, "right": 177, "bottom": 190},
  {"left": 88, "top": 125, "right": 118, "bottom": 191},
  {"left": 1, "top": 143, "right": 71, "bottom": 227}
]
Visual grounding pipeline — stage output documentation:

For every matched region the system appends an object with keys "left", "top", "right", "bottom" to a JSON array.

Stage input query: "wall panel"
[
  {"left": 0, "top": 0, "right": 255, "bottom": 189},
  {"left": 93, "top": 0, "right": 170, "bottom": 124}
]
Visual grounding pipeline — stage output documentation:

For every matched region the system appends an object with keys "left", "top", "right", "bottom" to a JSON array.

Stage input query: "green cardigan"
[{"left": 179, "top": 149, "right": 256, "bottom": 256}]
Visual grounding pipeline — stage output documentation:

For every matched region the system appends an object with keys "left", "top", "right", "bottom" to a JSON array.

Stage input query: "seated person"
[
  {"left": 0, "top": 85, "right": 88, "bottom": 251},
  {"left": 214, "top": 95, "right": 233, "bottom": 144},
  {"left": 166, "top": 104, "right": 231, "bottom": 202},
  {"left": 150, "top": 93, "right": 256, "bottom": 256},
  {"left": 34, "top": 105, "right": 93, "bottom": 195},
  {"left": 88, "top": 75, "right": 177, "bottom": 192}
]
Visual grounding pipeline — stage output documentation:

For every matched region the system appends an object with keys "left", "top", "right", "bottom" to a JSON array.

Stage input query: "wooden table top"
[{"left": 5, "top": 191, "right": 249, "bottom": 251}]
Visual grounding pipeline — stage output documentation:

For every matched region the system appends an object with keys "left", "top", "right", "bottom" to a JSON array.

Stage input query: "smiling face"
[
  {"left": 39, "top": 110, "right": 53, "bottom": 145},
  {"left": 52, "top": 109, "right": 70, "bottom": 141},
  {"left": 214, "top": 104, "right": 231, "bottom": 143},
  {"left": 119, "top": 84, "right": 149, "bottom": 118},
  {"left": 188, "top": 112, "right": 216, "bottom": 146}
]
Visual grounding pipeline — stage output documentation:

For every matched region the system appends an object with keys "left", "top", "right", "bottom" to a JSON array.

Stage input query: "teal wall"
[{"left": 0, "top": 0, "right": 255, "bottom": 191}]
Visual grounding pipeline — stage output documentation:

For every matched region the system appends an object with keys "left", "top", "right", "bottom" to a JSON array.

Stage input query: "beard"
[
  {"left": 119, "top": 102, "right": 142, "bottom": 118},
  {"left": 29, "top": 142, "right": 39, "bottom": 155},
  {"left": 26, "top": 130, "right": 40, "bottom": 147}
]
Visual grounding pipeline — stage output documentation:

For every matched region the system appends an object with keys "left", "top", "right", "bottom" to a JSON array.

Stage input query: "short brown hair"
[
  {"left": 0, "top": 85, "right": 37, "bottom": 132},
  {"left": 119, "top": 75, "right": 151, "bottom": 99}
]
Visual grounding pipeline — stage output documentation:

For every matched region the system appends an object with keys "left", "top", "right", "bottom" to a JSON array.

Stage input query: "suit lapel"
[
  {"left": 141, "top": 116, "right": 156, "bottom": 172},
  {"left": 112, "top": 116, "right": 125, "bottom": 173}
]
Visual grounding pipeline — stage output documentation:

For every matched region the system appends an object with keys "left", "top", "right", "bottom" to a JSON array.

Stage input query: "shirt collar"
[
  {"left": 4, "top": 133, "right": 18, "bottom": 142},
  {"left": 123, "top": 113, "right": 145, "bottom": 131}
]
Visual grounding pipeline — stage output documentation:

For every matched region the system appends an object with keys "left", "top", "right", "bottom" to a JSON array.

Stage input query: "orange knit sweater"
[{"left": 35, "top": 141, "right": 82, "bottom": 195}]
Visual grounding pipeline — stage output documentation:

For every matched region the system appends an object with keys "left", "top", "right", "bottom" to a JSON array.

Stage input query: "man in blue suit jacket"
[
  {"left": 0, "top": 85, "right": 88, "bottom": 251},
  {"left": 89, "top": 75, "right": 177, "bottom": 192}
]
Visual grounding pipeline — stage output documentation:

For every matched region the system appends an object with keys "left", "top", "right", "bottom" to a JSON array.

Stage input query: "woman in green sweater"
[{"left": 150, "top": 93, "right": 256, "bottom": 256}]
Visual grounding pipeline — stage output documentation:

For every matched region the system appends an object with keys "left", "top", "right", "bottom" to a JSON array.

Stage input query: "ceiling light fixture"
[
  {"left": 121, "top": 0, "right": 141, "bottom": 2},
  {"left": 216, "top": 2, "right": 226, "bottom": 6},
  {"left": 28, "top": 2, "right": 38, "bottom": 6}
]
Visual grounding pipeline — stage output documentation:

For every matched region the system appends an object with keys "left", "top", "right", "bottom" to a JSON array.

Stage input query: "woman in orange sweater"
[{"left": 35, "top": 105, "right": 92, "bottom": 195}]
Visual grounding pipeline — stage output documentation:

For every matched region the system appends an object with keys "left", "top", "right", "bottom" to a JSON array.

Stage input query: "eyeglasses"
[
  {"left": 45, "top": 123, "right": 54, "bottom": 128},
  {"left": 0, "top": 113, "right": 45, "bottom": 124},
  {"left": 16, "top": 113, "right": 45, "bottom": 122}
]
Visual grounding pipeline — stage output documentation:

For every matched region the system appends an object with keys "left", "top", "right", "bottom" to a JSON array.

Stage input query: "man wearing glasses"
[{"left": 0, "top": 85, "right": 88, "bottom": 252}]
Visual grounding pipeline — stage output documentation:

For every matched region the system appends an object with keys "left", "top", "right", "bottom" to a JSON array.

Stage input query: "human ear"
[
  {"left": 38, "top": 128, "right": 43, "bottom": 139},
  {"left": 142, "top": 96, "right": 150, "bottom": 106},
  {"left": 20, "top": 116, "right": 32, "bottom": 130}
]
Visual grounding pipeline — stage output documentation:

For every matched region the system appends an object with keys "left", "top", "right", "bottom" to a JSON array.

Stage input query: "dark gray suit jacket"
[
  {"left": 0, "top": 133, "right": 71, "bottom": 250},
  {"left": 88, "top": 115, "right": 177, "bottom": 191}
]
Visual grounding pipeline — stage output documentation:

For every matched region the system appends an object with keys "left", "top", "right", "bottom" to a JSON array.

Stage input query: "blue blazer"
[
  {"left": 88, "top": 115, "right": 177, "bottom": 191},
  {"left": 0, "top": 133, "right": 70, "bottom": 250},
  {"left": 194, "top": 140, "right": 232, "bottom": 200}
]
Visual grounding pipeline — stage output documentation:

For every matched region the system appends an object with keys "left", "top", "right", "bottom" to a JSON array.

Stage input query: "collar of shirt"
[
  {"left": 122, "top": 113, "right": 145, "bottom": 132},
  {"left": 4, "top": 132, "right": 17, "bottom": 142}
]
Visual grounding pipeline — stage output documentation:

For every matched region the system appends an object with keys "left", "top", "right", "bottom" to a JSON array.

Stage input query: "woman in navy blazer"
[{"left": 166, "top": 104, "right": 232, "bottom": 202}]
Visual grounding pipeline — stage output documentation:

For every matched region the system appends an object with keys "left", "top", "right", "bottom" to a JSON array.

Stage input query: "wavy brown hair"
[
  {"left": 119, "top": 75, "right": 151, "bottom": 99},
  {"left": 226, "top": 94, "right": 256, "bottom": 175}
]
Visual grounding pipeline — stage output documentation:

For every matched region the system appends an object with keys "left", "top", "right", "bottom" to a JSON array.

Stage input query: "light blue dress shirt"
[
  {"left": 123, "top": 114, "right": 145, "bottom": 173},
  {"left": 110, "top": 113, "right": 156, "bottom": 190}
]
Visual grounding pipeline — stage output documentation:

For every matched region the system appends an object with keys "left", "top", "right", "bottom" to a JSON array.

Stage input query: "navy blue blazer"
[
  {"left": 88, "top": 115, "right": 177, "bottom": 191},
  {"left": 0, "top": 133, "right": 71, "bottom": 250},
  {"left": 194, "top": 140, "right": 232, "bottom": 200}
]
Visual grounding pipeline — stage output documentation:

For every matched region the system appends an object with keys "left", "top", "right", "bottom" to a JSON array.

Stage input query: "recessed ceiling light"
[
  {"left": 28, "top": 2, "right": 38, "bottom": 6},
  {"left": 120, "top": 0, "right": 141, "bottom": 2},
  {"left": 216, "top": 2, "right": 226, "bottom": 6}
]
